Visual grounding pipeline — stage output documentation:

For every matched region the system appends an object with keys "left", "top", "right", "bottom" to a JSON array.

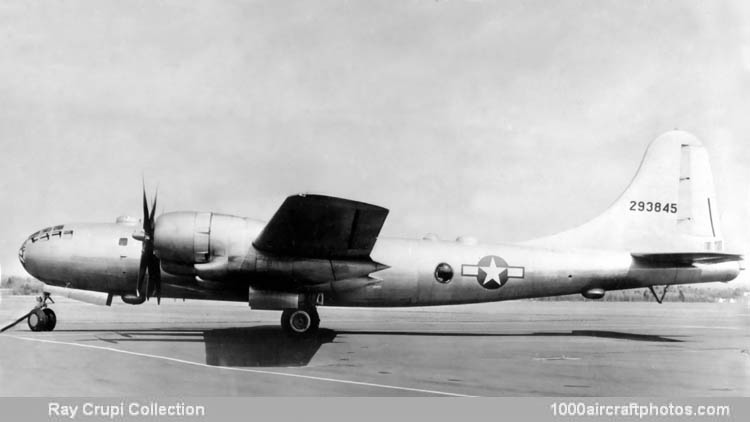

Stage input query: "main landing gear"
[
  {"left": 0, "top": 292, "right": 56, "bottom": 333},
  {"left": 280, "top": 306, "right": 320, "bottom": 336}
]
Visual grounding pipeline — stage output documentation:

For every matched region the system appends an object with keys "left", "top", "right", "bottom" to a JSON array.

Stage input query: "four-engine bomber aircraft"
[{"left": 14, "top": 131, "right": 744, "bottom": 335}]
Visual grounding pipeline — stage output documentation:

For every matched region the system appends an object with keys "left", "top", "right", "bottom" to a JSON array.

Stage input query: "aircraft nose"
[
  {"left": 18, "top": 229, "right": 45, "bottom": 277},
  {"left": 18, "top": 237, "right": 30, "bottom": 268}
]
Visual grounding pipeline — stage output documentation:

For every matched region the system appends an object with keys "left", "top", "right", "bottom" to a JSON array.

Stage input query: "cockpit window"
[
  {"left": 51, "top": 230, "right": 62, "bottom": 238},
  {"left": 40, "top": 227, "right": 52, "bottom": 234},
  {"left": 63, "top": 230, "right": 73, "bottom": 239},
  {"left": 53, "top": 224, "right": 64, "bottom": 231}
]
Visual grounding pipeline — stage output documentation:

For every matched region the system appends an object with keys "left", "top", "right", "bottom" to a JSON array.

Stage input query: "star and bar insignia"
[{"left": 461, "top": 255, "right": 524, "bottom": 289}]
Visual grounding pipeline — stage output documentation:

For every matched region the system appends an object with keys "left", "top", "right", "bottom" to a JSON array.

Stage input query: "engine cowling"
[
  {"left": 154, "top": 211, "right": 212, "bottom": 264},
  {"left": 153, "top": 211, "right": 264, "bottom": 278}
]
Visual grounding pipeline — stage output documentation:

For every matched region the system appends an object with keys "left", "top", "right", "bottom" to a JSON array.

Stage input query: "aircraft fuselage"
[{"left": 19, "top": 219, "right": 740, "bottom": 307}]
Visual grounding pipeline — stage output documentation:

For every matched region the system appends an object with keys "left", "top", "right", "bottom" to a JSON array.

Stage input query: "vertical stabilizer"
[{"left": 525, "top": 131, "right": 724, "bottom": 252}]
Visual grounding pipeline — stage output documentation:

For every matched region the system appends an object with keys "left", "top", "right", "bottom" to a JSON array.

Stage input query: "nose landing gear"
[
  {"left": 27, "top": 292, "right": 56, "bottom": 332},
  {"left": 0, "top": 292, "right": 56, "bottom": 333},
  {"left": 28, "top": 307, "right": 56, "bottom": 332}
]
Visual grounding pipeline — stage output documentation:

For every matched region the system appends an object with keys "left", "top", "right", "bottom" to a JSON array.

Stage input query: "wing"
[
  {"left": 253, "top": 194, "right": 389, "bottom": 259},
  {"left": 631, "top": 252, "right": 743, "bottom": 265}
]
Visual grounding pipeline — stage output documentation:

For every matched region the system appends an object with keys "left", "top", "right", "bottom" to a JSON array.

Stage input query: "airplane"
[{"left": 11, "top": 130, "right": 744, "bottom": 335}]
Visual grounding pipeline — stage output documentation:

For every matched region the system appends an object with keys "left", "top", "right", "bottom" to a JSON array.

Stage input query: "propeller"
[{"left": 135, "top": 183, "right": 162, "bottom": 304}]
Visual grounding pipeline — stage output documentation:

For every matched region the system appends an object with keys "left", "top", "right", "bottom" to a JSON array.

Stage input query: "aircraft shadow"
[
  {"left": 203, "top": 326, "right": 337, "bottom": 367},
  {"left": 68, "top": 326, "right": 338, "bottom": 367},
  {"left": 335, "top": 329, "right": 684, "bottom": 343},
  {"left": 34, "top": 327, "right": 681, "bottom": 369},
  {"left": 52, "top": 327, "right": 683, "bottom": 343}
]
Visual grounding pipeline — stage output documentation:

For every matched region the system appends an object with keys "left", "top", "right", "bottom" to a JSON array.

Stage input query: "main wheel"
[
  {"left": 281, "top": 308, "right": 319, "bottom": 335},
  {"left": 42, "top": 308, "right": 56, "bottom": 331},
  {"left": 27, "top": 308, "right": 48, "bottom": 332}
]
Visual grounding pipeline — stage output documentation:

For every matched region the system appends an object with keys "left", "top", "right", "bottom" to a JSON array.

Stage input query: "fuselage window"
[
  {"left": 63, "top": 230, "right": 73, "bottom": 239},
  {"left": 434, "top": 262, "right": 454, "bottom": 283},
  {"left": 118, "top": 238, "right": 128, "bottom": 246}
]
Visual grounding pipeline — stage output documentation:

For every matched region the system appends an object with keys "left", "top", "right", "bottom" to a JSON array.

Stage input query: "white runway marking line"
[{"left": 4, "top": 335, "right": 474, "bottom": 397}]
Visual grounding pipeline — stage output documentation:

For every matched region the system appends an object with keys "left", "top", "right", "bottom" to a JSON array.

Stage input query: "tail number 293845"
[{"left": 629, "top": 201, "right": 677, "bottom": 213}]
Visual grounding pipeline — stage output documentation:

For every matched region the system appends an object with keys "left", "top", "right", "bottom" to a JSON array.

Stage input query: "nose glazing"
[
  {"left": 19, "top": 228, "right": 45, "bottom": 274},
  {"left": 18, "top": 238, "right": 29, "bottom": 267}
]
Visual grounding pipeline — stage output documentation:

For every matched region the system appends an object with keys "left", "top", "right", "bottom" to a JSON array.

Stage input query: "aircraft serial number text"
[{"left": 629, "top": 201, "right": 677, "bottom": 213}]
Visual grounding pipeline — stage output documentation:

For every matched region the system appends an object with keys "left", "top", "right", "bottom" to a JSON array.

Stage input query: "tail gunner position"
[{"left": 13, "top": 131, "right": 743, "bottom": 335}]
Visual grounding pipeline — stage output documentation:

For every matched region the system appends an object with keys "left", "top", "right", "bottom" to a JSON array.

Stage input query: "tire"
[
  {"left": 42, "top": 308, "right": 56, "bottom": 331},
  {"left": 289, "top": 309, "right": 312, "bottom": 333},
  {"left": 281, "top": 309, "right": 293, "bottom": 332},
  {"left": 282, "top": 309, "right": 315, "bottom": 335},
  {"left": 27, "top": 309, "right": 48, "bottom": 332}
]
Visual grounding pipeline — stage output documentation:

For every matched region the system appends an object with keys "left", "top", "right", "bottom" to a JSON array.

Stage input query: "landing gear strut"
[
  {"left": 281, "top": 306, "right": 320, "bottom": 336},
  {"left": 648, "top": 285, "right": 670, "bottom": 304}
]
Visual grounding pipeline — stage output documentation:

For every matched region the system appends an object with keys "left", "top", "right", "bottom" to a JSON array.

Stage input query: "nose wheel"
[
  {"left": 281, "top": 307, "right": 320, "bottom": 336},
  {"left": 27, "top": 307, "right": 56, "bottom": 332},
  {"left": 27, "top": 293, "right": 57, "bottom": 332}
]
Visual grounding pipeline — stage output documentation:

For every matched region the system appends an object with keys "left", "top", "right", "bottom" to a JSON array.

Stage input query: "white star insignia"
[{"left": 479, "top": 257, "right": 507, "bottom": 285}]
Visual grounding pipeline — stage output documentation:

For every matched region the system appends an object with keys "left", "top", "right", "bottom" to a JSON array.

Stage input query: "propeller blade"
[
  {"left": 136, "top": 244, "right": 148, "bottom": 296},
  {"left": 136, "top": 181, "right": 161, "bottom": 304},
  {"left": 142, "top": 182, "right": 150, "bottom": 231},
  {"left": 149, "top": 189, "right": 158, "bottom": 230},
  {"left": 137, "top": 182, "right": 150, "bottom": 297},
  {"left": 152, "top": 256, "right": 162, "bottom": 305}
]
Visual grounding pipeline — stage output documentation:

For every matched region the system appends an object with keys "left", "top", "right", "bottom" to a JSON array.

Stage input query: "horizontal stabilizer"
[
  {"left": 632, "top": 252, "right": 743, "bottom": 265},
  {"left": 253, "top": 194, "right": 389, "bottom": 259}
]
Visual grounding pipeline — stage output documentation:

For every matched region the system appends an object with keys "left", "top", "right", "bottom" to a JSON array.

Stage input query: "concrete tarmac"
[{"left": 1, "top": 295, "right": 748, "bottom": 396}]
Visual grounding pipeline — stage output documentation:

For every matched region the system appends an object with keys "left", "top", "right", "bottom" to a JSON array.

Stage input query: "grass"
[
  {"left": 0, "top": 276, "right": 44, "bottom": 295},
  {"left": 534, "top": 285, "right": 749, "bottom": 302}
]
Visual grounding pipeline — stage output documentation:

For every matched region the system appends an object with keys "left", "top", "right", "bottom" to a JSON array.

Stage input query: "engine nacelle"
[
  {"left": 153, "top": 211, "right": 386, "bottom": 285},
  {"left": 154, "top": 211, "right": 265, "bottom": 275},
  {"left": 154, "top": 211, "right": 213, "bottom": 264}
]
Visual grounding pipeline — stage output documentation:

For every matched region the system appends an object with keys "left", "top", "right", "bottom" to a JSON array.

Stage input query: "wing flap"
[{"left": 253, "top": 194, "right": 389, "bottom": 259}]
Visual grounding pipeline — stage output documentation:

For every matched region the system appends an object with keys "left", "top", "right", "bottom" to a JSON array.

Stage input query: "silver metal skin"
[
  {"left": 15, "top": 131, "right": 744, "bottom": 334},
  {"left": 18, "top": 217, "right": 741, "bottom": 307}
]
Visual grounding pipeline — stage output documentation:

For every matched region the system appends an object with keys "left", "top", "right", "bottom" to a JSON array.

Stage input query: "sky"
[{"left": 0, "top": 0, "right": 749, "bottom": 285}]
